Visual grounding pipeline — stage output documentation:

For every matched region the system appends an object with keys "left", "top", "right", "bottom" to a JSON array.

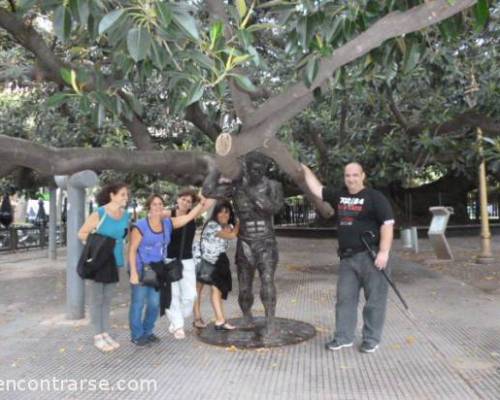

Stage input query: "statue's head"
[{"left": 242, "top": 151, "right": 272, "bottom": 185}]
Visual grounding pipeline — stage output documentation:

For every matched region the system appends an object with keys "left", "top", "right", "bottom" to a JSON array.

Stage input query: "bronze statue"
[{"left": 203, "top": 151, "right": 283, "bottom": 334}]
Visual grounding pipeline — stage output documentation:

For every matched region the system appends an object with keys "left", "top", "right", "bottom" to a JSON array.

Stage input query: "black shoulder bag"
[
  {"left": 195, "top": 222, "right": 217, "bottom": 285},
  {"left": 77, "top": 212, "right": 116, "bottom": 280},
  {"left": 164, "top": 221, "right": 184, "bottom": 282}
]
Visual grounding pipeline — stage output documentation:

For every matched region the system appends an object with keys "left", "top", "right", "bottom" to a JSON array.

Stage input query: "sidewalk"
[{"left": 0, "top": 237, "right": 499, "bottom": 399}]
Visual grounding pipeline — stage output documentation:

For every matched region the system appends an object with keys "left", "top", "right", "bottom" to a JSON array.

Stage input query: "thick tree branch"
[
  {"left": 205, "top": 0, "right": 256, "bottom": 123},
  {"left": 0, "top": 135, "right": 214, "bottom": 185},
  {"left": 248, "top": 0, "right": 477, "bottom": 131},
  {"left": 184, "top": 102, "right": 222, "bottom": 141},
  {"left": 260, "top": 138, "right": 334, "bottom": 218}
]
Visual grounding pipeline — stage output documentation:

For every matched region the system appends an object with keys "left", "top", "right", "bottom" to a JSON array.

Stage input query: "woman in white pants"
[{"left": 164, "top": 188, "right": 200, "bottom": 339}]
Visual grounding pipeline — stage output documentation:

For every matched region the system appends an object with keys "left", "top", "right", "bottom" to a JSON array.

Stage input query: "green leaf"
[
  {"left": 127, "top": 27, "right": 152, "bottom": 62},
  {"left": 305, "top": 56, "right": 319, "bottom": 87},
  {"left": 151, "top": 41, "right": 168, "bottom": 69},
  {"left": 46, "top": 93, "right": 69, "bottom": 108},
  {"left": 54, "top": 5, "right": 72, "bottom": 41},
  {"left": 171, "top": 10, "right": 200, "bottom": 40},
  {"left": 235, "top": 0, "right": 248, "bottom": 20},
  {"left": 185, "top": 82, "right": 205, "bottom": 106},
  {"left": 98, "top": 9, "right": 124, "bottom": 35},
  {"left": 246, "top": 23, "right": 276, "bottom": 32},
  {"left": 77, "top": 0, "right": 90, "bottom": 25},
  {"left": 473, "top": 0, "right": 489, "bottom": 30},
  {"left": 59, "top": 68, "right": 73, "bottom": 85},
  {"left": 183, "top": 50, "right": 216, "bottom": 71},
  {"left": 156, "top": 2, "right": 172, "bottom": 27},
  {"left": 210, "top": 21, "right": 224, "bottom": 50},
  {"left": 403, "top": 43, "right": 420, "bottom": 74},
  {"left": 232, "top": 54, "right": 252, "bottom": 66},
  {"left": 97, "top": 103, "right": 105, "bottom": 128},
  {"left": 297, "top": 17, "right": 310, "bottom": 50},
  {"left": 232, "top": 74, "right": 257, "bottom": 92}
]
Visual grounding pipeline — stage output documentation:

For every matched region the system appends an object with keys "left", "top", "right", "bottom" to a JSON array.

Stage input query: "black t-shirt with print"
[{"left": 322, "top": 187, "right": 394, "bottom": 251}]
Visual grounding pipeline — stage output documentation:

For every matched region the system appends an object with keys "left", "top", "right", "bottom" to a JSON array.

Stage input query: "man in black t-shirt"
[{"left": 302, "top": 162, "right": 395, "bottom": 353}]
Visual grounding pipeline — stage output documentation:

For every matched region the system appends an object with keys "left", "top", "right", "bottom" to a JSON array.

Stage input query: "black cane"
[{"left": 360, "top": 231, "right": 409, "bottom": 311}]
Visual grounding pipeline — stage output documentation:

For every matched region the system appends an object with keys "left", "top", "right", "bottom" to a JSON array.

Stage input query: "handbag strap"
[
  {"left": 199, "top": 220, "right": 210, "bottom": 258},
  {"left": 93, "top": 208, "right": 107, "bottom": 233},
  {"left": 172, "top": 208, "right": 187, "bottom": 260},
  {"left": 178, "top": 225, "right": 187, "bottom": 260}
]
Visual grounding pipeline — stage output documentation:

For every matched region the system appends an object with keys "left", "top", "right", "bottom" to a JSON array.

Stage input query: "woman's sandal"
[
  {"left": 214, "top": 322, "right": 236, "bottom": 331},
  {"left": 94, "top": 334, "right": 114, "bottom": 352},
  {"left": 193, "top": 319, "right": 208, "bottom": 329}
]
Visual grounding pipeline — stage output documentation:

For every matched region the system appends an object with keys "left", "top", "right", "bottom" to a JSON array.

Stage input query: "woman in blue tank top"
[
  {"left": 78, "top": 182, "right": 130, "bottom": 353},
  {"left": 128, "top": 193, "right": 210, "bottom": 346}
]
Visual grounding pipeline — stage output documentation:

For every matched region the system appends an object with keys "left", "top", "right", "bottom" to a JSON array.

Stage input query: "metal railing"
[
  {"left": 0, "top": 225, "right": 66, "bottom": 252},
  {"left": 274, "top": 197, "right": 318, "bottom": 227}
]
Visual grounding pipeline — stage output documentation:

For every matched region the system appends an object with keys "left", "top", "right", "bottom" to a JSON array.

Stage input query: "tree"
[{"left": 0, "top": 0, "right": 490, "bottom": 217}]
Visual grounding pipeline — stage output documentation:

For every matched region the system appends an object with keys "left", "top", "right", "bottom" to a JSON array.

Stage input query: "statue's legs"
[
  {"left": 236, "top": 239, "right": 257, "bottom": 325},
  {"left": 237, "top": 237, "right": 279, "bottom": 332},
  {"left": 255, "top": 238, "right": 279, "bottom": 333}
]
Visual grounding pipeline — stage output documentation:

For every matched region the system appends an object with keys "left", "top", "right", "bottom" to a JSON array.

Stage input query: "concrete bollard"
[{"left": 55, "top": 171, "right": 98, "bottom": 320}]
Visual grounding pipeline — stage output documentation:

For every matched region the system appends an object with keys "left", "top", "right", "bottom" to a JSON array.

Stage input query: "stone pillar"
[
  {"left": 55, "top": 171, "right": 98, "bottom": 320},
  {"left": 48, "top": 187, "right": 57, "bottom": 260}
]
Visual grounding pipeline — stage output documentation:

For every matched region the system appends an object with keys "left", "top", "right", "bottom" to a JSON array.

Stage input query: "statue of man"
[{"left": 203, "top": 151, "right": 283, "bottom": 333}]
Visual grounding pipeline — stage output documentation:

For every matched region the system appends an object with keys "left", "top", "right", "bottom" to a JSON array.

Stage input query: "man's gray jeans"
[{"left": 334, "top": 251, "right": 389, "bottom": 346}]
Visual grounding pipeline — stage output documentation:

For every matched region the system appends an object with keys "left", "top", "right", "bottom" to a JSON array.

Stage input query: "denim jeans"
[
  {"left": 129, "top": 284, "right": 160, "bottom": 341},
  {"left": 334, "top": 251, "right": 390, "bottom": 346}
]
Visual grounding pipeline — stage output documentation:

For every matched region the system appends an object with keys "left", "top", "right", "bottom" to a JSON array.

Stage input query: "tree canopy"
[{"left": 0, "top": 0, "right": 498, "bottom": 219}]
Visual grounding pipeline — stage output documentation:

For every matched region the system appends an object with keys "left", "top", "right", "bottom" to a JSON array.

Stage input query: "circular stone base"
[{"left": 196, "top": 317, "right": 316, "bottom": 349}]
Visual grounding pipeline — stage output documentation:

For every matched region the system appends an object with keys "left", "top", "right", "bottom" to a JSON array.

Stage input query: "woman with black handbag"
[
  {"left": 128, "top": 193, "right": 209, "bottom": 346},
  {"left": 78, "top": 182, "right": 130, "bottom": 353},
  {"left": 193, "top": 201, "right": 239, "bottom": 331}
]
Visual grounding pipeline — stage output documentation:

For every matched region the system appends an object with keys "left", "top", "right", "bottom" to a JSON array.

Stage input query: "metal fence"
[
  {"left": 274, "top": 197, "right": 318, "bottom": 226},
  {"left": 0, "top": 225, "right": 66, "bottom": 253},
  {"left": 274, "top": 192, "right": 500, "bottom": 228}
]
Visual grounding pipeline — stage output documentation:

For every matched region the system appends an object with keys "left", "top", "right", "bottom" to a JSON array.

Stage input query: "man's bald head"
[
  {"left": 344, "top": 162, "right": 366, "bottom": 194},
  {"left": 344, "top": 162, "right": 364, "bottom": 174}
]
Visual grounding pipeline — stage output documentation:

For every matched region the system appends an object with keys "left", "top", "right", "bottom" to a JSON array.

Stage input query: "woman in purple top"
[{"left": 128, "top": 193, "right": 209, "bottom": 346}]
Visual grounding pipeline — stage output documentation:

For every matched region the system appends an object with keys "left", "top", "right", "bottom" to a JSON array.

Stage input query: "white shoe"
[
  {"left": 174, "top": 328, "right": 186, "bottom": 339},
  {"left": 94, "top": 334, "right": 114, "bottom": 352},
  {"left": 102, "top": 333, "right": 120, "bottom": 350},
  {"left": 168, "top": 324, "right": 175, "bottom": 334}
]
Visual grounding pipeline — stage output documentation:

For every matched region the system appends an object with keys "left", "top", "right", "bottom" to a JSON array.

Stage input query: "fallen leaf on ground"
[
  {"left": 226, "top": 345, "right": 238, "bottom": 352},
  {"left": 406, "top": 336, "right": 416, "bottom": 346}
]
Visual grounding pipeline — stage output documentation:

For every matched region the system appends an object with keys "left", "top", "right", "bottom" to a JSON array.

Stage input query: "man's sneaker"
[
  {"left": 325, "top": 339, "right": 353, "bottom": 351},
  {"left": 147, "top": 334, "right": 161, "bottom": 343},
  {"left": 131, "top": 336, "right": 150, "bottom": 347},
  {"left": 360, "top": 342, "right": 379, "bottom": 353}
]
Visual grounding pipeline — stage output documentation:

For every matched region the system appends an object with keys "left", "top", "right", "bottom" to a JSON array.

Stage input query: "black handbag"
[
  {"left": 140, "top": 261, "right": 159, "bottom": 288},
  {"left": 77, "top": 213, "right": 116, "bottom": 280},
  {"left": 196, "top": 222, "right": 217, "bottom": 285},
  {"left": 164, "top": 224, "right": 185, "bottom": 282}
]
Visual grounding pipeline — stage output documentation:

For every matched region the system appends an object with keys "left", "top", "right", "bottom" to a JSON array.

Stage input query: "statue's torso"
[{"left": 233, "top": 181, "right": 275, "bottom": 240}]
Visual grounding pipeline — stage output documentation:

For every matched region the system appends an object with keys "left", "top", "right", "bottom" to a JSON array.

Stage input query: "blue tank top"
[
  {"left": 134, "top": 218, "right": 173, "bottom": 274},
  {"left": 96, "top": 207, "right": 129, "bottom": 267}
]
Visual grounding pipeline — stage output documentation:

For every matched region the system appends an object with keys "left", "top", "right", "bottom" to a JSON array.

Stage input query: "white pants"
[{"left": 167, "top": 258, "right": 197, "bottom": 330}]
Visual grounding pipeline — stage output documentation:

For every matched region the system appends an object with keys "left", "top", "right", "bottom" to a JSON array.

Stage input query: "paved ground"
[{"left": 0, "top": 236, "right": 499, "bottom": 399}]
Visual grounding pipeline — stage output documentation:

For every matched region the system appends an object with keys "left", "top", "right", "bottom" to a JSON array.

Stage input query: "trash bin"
[{"left": 428, "top": 207, "right": 454, "bottom": 260}]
